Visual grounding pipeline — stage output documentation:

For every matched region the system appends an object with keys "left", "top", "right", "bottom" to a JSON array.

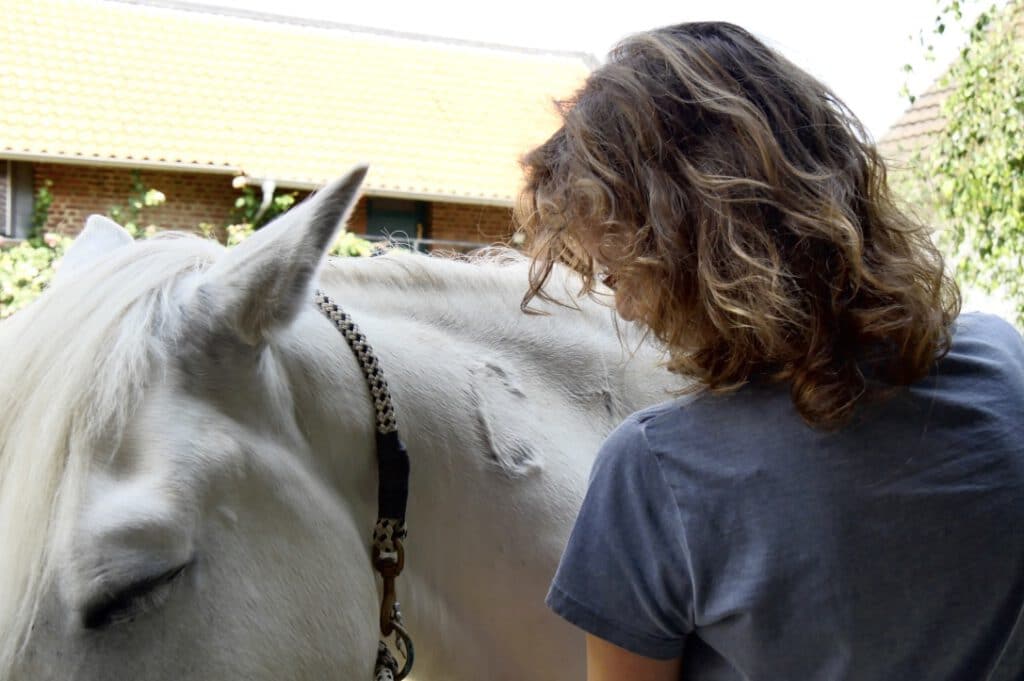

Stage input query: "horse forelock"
[{"left": 0, "top": 233, "right": 221, "bottom": 674}]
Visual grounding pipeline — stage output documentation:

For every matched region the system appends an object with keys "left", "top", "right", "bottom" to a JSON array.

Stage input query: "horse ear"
[
  {"left": 192, "top": 164, "right": 368, "bottom": 346},
  {"left": 54, "top": 215, "right": 134, "bottom": 284}
]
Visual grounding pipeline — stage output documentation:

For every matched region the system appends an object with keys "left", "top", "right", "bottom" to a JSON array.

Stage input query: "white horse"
[{"left": 0, "top": 166, "right": 687, "bottom": 681}]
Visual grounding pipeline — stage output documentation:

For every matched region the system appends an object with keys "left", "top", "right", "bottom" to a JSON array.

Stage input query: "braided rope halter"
[{"left": 314, "top": 289, "right": 414, "bottom": 681}]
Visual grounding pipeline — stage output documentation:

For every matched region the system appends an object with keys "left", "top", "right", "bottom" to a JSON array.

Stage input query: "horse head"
[{"left": 1, "top": 166, "right": 385, "bottom": 680}]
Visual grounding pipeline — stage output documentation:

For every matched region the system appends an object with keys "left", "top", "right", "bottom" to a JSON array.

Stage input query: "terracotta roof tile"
[
  {"left": 877, "top": 85, "right": 954, "bottom": 162},
  {"left": 879, "top": 5, "right": 1024, "bottom": 162},
  {"left": 0, "top": 0, "right": 593, "bottom": 205}
]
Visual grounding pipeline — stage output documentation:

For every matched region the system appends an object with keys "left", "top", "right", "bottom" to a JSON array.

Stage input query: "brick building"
[{"left": 0, "top": 0, "right": 593, "bottom": 249}]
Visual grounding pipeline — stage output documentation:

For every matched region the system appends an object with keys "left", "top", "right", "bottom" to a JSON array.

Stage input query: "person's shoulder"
[
  {"left": 595, "top": 398, "right": 695, "bottom": 468},
  {"left": 629, "top": 386, "right": 783, "bottom": 438},
  {"left": 627, "top": 393, "right": 706, "bottom": 436},
  {"left": 952, "top": 311, "right": 1024, "bottom": 362},
  {"left": 605, "top": 391, "right": 749, "bottom": 464},
  {"left": 599, "top": 408, "right": 658, "bottom": 458},
  {"left": 955, "top": 311, "right": 1021, "bottom": 339}
]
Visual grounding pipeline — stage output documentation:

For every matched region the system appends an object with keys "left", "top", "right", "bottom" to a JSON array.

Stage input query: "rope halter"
[{"left": 314, "top": 290, "right": 414, "bottom": 681}]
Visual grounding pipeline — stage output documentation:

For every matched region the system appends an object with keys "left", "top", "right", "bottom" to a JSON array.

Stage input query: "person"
[{"left": 516, "top": 21, "right": 1024, "bottom": 681}]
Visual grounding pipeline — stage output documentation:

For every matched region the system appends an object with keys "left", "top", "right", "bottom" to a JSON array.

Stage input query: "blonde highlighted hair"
[{"left": 518, "top": 21, "right": 960, "bottom": 429}]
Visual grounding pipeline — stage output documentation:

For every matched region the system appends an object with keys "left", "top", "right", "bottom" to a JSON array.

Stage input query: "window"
[
  {"left": 1, "top": 161, "right": 35, "bottom": 239},
  {"left": 366, "top": 198, "right": 430, "bottom": 251}
]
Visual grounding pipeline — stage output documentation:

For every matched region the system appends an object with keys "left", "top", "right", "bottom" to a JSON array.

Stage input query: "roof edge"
[
  {"left": 348, "top": 187, "right": 513, "bottom": 208},
  {"left": 2, "top": 151, "right": 516, "bottom": 207},
  {"left": 2, "top": 150, "right": 241, "bottom": 175},
  {"left": 105, "top": 0, "right": 600, "bottom": 67}
]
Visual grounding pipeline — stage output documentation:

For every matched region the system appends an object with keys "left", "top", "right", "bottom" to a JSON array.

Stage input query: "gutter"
[{"left": 1, "top": 150, "right": 240, "bottom": 176}]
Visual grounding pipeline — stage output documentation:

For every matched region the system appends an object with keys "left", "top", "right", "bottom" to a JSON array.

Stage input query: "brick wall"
[
  {"left": 31, "top": 162, "right": 516, "bottom": 246},
  {"left": 34, "top": 163, "right": 238, "bottom": 234},
  {"left": 431, "top": 202, "right": 515, "bottom": 245},
  {"left": 348, "top": 197, "right": 368, "bottom": 233}
]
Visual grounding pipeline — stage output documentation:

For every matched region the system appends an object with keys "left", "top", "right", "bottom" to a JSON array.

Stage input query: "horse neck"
[
  {"left": 316, "top": 253, "right": 623, "bottom": 358},
  {"left": 305, "top": 255, "right": 662, "bottom": 680},
  {"left": 318, "top": 254, "right": 528, "bottom": 328}
]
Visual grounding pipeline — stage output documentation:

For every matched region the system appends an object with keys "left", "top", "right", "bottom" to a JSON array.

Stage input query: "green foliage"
[
  {"left": 328, "top": 231, "right": 375, "bottom": 258},
  {"left": 0, "top": 233, "right": 71, "bottom": 319},
  {"left": 108, "top": 170, "right": 166, "bottom": 238},
  {"left": 224, "top": 222, "right": 374, "bottom": 256},
  {"left": 911, "top": 0, "right": 1024, "bottom": 324},
  {"left": 226, "top": 177, "right": 372, "bottom": 255},
  {"left": 30, "top": 179, "right": 54, "bottom": 238},
  {"left": 231, "top": 178, "right": 299, "bottom": 229}
]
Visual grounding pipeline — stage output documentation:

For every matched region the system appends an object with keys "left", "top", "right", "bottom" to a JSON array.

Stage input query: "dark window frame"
[
  {"left": 4, "top": 162, "right": 35, "bottom": 239},
  {"left": 366, "top": 198, "right": 431, "bottom": 250}
]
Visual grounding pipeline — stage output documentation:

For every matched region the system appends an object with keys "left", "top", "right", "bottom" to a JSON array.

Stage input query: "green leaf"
[{"left": 896, "top": 0, "right": 1024, "bottom": 326}]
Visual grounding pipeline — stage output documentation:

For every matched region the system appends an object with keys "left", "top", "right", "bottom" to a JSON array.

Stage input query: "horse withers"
[{"left": 0, "top": 166, "right": 686, "bottom": 680}]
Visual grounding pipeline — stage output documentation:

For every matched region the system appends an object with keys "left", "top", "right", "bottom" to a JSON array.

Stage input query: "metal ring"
[{"left": 391, "top": 620, "right": 415, "bottom": 681}]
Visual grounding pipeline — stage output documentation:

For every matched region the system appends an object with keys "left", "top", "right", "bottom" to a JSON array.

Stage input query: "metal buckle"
[{"left": 372, "top": 539, "right": 405, "bottom": 636}]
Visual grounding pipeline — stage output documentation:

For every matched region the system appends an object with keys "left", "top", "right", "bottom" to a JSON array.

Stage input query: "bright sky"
[{"left": 202, "top": 0, "right": 976, "bottom": 140}]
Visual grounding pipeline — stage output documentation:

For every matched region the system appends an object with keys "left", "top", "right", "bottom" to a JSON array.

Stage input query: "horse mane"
[
  {"left": 323, "top": 246, "right": 525, "bottom": 292},
  {"left": 322, "top": 246, "right": 617, "bottom": 326},
  {"left": 0, "top": 233, "right": 222, "bottom": 674}
]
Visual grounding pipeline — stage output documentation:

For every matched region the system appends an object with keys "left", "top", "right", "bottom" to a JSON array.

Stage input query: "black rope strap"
[{"left": 314, "top": 289, "right": 413, "bottom": 681}]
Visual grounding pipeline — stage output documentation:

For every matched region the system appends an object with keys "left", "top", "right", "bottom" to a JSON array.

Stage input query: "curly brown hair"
[{"left": 517, "top": 21, "right": 960, "bottom": 429}]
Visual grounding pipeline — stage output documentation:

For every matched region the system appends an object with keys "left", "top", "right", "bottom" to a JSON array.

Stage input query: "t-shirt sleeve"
[{"left": 546, "top": 413, "right": 694, "bottom": 659}]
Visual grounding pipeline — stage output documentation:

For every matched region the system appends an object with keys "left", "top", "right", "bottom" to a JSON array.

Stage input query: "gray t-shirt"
[{"left": 547, "top": 313, "right": 1024, "bottom": 680}]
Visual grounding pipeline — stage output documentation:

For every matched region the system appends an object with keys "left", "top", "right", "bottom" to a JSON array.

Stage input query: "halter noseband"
[{"left": 314, "top": 290, "right": 414, "bottom": 681}]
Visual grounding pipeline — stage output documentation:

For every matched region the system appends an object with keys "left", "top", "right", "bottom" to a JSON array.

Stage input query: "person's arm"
[{"left": 587, "top": 634, "right": 682, "bottom": 681}]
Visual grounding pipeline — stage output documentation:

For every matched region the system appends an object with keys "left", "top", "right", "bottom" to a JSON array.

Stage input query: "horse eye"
[{"left": 82, "top": 562, "right": 190, "bottom": 630}]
